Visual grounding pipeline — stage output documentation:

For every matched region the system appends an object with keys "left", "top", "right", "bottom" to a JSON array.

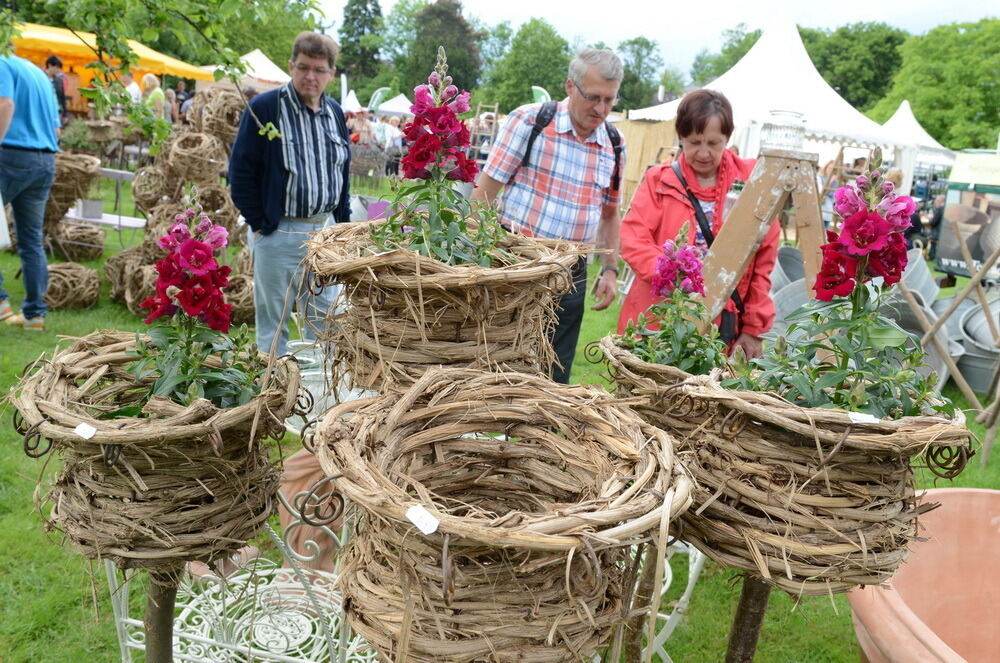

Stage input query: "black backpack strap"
[
  {"left": 520, "top": 101, "right": 557, "bottom": 168},
  {"left": 670, "top": 160, "right": 745, "bottom": 316},
  {"left": 605, "top": 121, "right": 622, "bottom": 192}
]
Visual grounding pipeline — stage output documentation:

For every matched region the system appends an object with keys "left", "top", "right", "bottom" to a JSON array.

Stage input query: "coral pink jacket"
[{"left": 617, "top": 152, "right": 780, "bottom": 337}]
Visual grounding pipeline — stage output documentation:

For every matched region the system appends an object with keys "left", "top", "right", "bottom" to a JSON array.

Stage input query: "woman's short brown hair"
[
  {"left": 291, "top": 32, "right": 339, "bottom": 69},
  {"left": 676, "top": 89, "right": 734, "bottom": 139}
]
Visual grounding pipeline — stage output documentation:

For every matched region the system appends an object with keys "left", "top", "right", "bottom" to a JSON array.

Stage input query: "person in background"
[
  {"left": 618, "top": 89, "right": 779, "bottom": 359},
  {"left": 122, "top": 71, "right": 141, "bottom": 104},
  {"left": 927, "top": 194, "right": 946, "bottom": 259},
  {"left": 472, "top": 48, "right": 626, "bottom": 383},
  {"left": 44, "top": 55, "right": 67, "bottom": 125},
  {"left": 179, "top": 90, "right": 196, "bottom": 124},
  {"left": 0, "top": 51, "right": 60, "bottom": 331},
  {"left": 229, "top": 31, "right": 351, "bottom": 356},
  {"left": 243, "top": 86, "right": 259, "bottom": 101},
  {"left": 174, "top": 79, "right": 190, "bottom": 105},
  {"left": 163, "top": 87, "right": 177, "bottom": 123},
  {"left": 141, "top": 73, "right": 165, "bottom": 118}
]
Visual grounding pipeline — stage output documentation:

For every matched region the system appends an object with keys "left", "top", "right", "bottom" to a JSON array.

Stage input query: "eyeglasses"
[
  {"left": 573, "top": 80, "right": 618, "bottom": 108},
  {"left": 292, "top": 63, "right": 332, "bottom": 76}
]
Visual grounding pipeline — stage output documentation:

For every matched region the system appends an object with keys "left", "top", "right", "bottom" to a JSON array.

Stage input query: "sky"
[{"left": 317, "top": 0, "right": 997, "bottom": 78}]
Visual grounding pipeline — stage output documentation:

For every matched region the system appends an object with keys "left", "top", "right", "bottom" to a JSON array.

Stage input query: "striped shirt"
[
  {"left": 277, "top": 83, "right": 350, "bottom": 218},
  {"left": 482, "top": 100, "right": 624, "bottom": 243}
]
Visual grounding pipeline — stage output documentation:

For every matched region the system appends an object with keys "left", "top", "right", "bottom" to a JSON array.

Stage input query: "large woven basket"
[
  {"left": 597, "top": 335, "right": 972, "bottom": 595},
  {"left": 10, "top": 331, "right": 303, "bottom": 573},
  {"left": 168, "top": 132, "right": 226, "bottom": 184},
  {"left": 45, "top": 262, "right": 99, "bottom": 310},
  {"left": 315, "top": 368, "right": 692, "bottom": 663},
  {"left": 51, "top": 222, "right": 105, "bottom": 262},
  {"left": 305, "top": 221, "right": 581, "bottom": 391}
]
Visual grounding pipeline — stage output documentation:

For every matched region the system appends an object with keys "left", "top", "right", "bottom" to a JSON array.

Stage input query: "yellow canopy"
[{"left": 13, "top": 22, "right": 213, "bottom": 81}]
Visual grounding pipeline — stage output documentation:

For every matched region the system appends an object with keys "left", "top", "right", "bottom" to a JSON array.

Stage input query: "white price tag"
[
  {"left": 405, "top": 504, "right": 439, "bottom": 535},
  {"left": 848, "top": 412, "right": 879, "bottom": 424},
  {"left": 74, "top": 423, "right": 97, "bottom": 439}
]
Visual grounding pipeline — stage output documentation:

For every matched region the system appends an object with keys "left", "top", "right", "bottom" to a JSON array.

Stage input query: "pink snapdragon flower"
[{"left": 839, "top": 210, "right": 893, "bottom": 256}]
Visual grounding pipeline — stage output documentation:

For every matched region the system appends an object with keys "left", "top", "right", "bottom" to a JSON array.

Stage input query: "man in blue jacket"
[
  {"left": 229, "top": 31, "right": 351, "bottom": 355},
  {"left": 0, "top": 52, "right": 60, "bottom": 331}
]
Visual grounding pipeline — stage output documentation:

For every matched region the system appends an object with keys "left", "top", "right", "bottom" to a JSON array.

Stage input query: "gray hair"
[{"left": 569, "top": 48, "right": 624, "bottom": 85}]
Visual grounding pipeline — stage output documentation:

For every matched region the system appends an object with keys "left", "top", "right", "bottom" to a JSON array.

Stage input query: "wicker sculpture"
[
  {"left": 202, "top": 90, "right": 243, "bottom": 144},
  {"left": 225, "top": 273, "right": 254, "bottom": 325},
  {"left": 45, "top": 262, "right": 99, "bottom": 310},
  {"left": 51, "top": 222, "right": 105, "bottom": 262},
  {"left": 124, "top": 264, "right": 159, "bottom": 316},
  {"left": 316, "top": 368, "right": 693, "bottom": 663},
  {"left": 131, "top": 165, "right": 182, "bottom": 214},
  {"left": 194, "top": 183, "right": 239, "bottom": 232},
  {"left": 168, "top": 132, "right": 226, "bottom": 184},
  {"left": 597, "top": 335, "right": 972, "bottom": 596},
  {"left": 44, "top": 153, "right": 101, "bottom": 235},
  {"left": 104, "top": 246, "right": 145, "bottom": 303},
  {"left": 305, "top": 221, "right": 580, "bottom": 392}
]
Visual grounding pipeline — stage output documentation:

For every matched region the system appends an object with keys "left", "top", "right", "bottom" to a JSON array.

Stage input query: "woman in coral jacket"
[{"left": 617, "top": 90, "right": 779, "bottom": 359}]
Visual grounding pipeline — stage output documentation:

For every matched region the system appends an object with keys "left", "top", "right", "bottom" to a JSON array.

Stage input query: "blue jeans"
[
  {"left": 247, "top": 219, "right": 341, "bottom": 355},
  {"left": 0, "top": 148, "right": 56, "bottom": 318}
]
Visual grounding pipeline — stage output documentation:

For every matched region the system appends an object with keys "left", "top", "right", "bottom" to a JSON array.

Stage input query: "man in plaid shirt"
[{"left": 472, "top": 49, "right": 624, "bottom": 383}]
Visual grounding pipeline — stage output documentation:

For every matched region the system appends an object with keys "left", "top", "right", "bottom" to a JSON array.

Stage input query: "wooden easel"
[
  {"left": 693, "top": 148, "right": 824, "bottom": 663},
  {"left": 699, "top": 148, "right": 825, "bottom": 325}
]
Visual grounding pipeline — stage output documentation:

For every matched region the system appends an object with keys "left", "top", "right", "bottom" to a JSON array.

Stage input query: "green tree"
[
  {"left": 659, "top": 65, "right": 686, "bottom": 101},
  {"left": 617, "top": 36, "right": 663, "bottom": 110},
  {"left": 339, "top": 0, "right": 383, "bottom": 81},
  {"left": 868, "top": 19, "right": 1000, "bottom": 150},
  {"left": 381, "top": 0, "right": 427, "bottom": 70},
  {"left": 478, "top": 20, "right": 512, "bottom": 89},
  {"left": 488, "top": 18, "right": 570, "bottom": 112},
  {"left": 689, "top": 23, "right": 760, "bottom": 85},
  {"left": 803, "top": 22, "right": 908, "bottom": 111},
  {"left": 401, "top": 0, "right": 481, "bottom": 92}
]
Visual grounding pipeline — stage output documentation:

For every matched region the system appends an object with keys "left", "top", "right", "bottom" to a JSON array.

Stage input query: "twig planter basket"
[
  {"left": 52, "top": 222, "right": 105, "bottom": 262},
  {"left": 45, "top": 262, "right": 99, "bottom": 310},
  {"left": 305, "top": 221, "right": 580, "bottom": 391},
  {"left": 9, "top": 330, "right": 303, "bottom": 573},
  {"left": 597, "top": 335, "right": 972, "bottom": 596},
  {"left": 315, "top": 368, "right": 692, "bottom": 663}
]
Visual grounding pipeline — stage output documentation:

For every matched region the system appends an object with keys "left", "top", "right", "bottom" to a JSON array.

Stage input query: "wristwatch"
[{"left": 600, "top": 265, "right": 619, "bottom": 277}]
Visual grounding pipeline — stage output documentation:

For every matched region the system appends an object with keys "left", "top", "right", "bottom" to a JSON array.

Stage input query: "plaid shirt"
[{"left": 482, "top": 100, "right": 624, "bottom": 243}]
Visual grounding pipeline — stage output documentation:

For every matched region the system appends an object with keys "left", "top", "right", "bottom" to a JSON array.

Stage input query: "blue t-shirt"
[{"left": 0, "top": 55, "right": 60, "bottom": 152}]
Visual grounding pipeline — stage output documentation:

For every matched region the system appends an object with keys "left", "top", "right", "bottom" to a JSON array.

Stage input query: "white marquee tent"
[
  {"left": 375, "top": 93, "right": 414, "bottom": 116},
  {"left": 882, "top": 100, "right": 955, "bottom": 168},
  {"left": 341, "top": 90, "right": 363, "bottom": 113},
  {"left": 196, "top": 49, "right": 290, "bottom": 93},
  {"left": 629, "top": 20, "right": 919, "bottom": 191}
]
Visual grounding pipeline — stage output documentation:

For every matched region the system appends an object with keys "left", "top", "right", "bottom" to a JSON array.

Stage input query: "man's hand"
[
  {"left": 732, "top": 332, "right": 763, "bottom": 359},
  {"left": 591, "top": 270, "right": 617, "bottom": 311}
]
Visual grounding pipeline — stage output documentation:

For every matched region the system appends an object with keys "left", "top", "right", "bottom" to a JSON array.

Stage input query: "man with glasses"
[
  {"left": 471, "top": 48, "right": 625, "bottom": 383},
  {"left": 229, "top": 31, "right": 351, "bottom": 355}
]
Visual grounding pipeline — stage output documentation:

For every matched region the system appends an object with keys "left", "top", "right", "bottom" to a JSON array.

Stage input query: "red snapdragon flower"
[
  {"left": 839, "top": 210, "right": 893, "bottom": 256},
  {"left": 443, "top": 149, "right": 479, "bottom": 183},
  {"left": 814, "top": 244, "right": 859, "bottom": 301},
  {"left": 177, "top": 238, "right": 218, "bottom": 276},
  {"left": 867, "top": 232, "right": 908, "bottom": 286}
]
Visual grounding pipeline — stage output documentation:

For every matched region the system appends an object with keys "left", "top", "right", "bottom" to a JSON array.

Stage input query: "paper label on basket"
[
  {"left": 406, "top": 505, "right": 439, "bottom": 535},
  {"left": 74, "top": 423, "right": 97, "bottom": 439},
  {"left": 848, "top": 412, "right": 879, "bottom": 424}
]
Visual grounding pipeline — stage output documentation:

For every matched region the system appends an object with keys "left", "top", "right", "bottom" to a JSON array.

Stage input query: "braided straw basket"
[
  {"left": 305, "top": 221, "right": 580, "bottom": 392},
  {"left": 45, "top": 262, "right": 99, "bottom": 310},
  {"left": 315, "top": 368, "right": 692, "bottom": 663},
  {"left": 596, "top": 334, "right": 972, "bottom": 596},
  {"left": 10, "top": 331, "right": 303, "bottom": 573}
]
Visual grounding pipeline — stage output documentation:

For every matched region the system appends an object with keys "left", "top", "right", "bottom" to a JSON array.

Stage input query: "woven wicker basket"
[
  {"left": 168, "top": 132, "right": 226, "bottom": 184},
  {"left": 51, "top": 222, "right": 105, "bottom": 262},
  {"left": 305, "top": 221, "right": 581, "bottom": 391},
  {"left": 315, "top": 368, "right": 692, "bottom": 662},
  {"left": 10, "top": 331, "right": 302, "bottom": 573},
  {"left": 596, "top": 334, "right": 972, "bottom": 596},
  {"left": 202, "top": 90, "right": 243, "bottom": 144},
  {"left": 105, "top": 246, "right": 145, "bottom": 303}
]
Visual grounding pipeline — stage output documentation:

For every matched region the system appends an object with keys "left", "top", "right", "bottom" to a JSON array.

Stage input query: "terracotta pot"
[{"left": 848, "top": 488, "right": 1000, "bottom": 662}]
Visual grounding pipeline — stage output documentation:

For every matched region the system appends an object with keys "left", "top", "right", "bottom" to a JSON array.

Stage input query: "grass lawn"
[{"left": 0, "top": 237, "right": 995, "bottom": 661}]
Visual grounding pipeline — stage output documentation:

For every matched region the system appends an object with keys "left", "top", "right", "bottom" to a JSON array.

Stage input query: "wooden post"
[
  {"left": 699, "top": 149, "right": 822, "bottom": 326},
  {"left": 144, "top": 571, "right": 179, "bottom": 663},
  {"left": 724, "top": 576, "right": 772, "bottom": 663}
]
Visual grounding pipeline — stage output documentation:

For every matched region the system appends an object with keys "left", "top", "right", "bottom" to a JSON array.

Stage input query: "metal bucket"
[
  {"left": 958, "top": 304, "right": 1000, "bottom": 394},
  {"left": 770, "top": 246, "right": 804, "bottom": 294},
  {"left": 901, "top": 248, "right": 940, "bottom": 305},
  {"left": 931, "top": 296, "right": 978, "bottom": 346}
]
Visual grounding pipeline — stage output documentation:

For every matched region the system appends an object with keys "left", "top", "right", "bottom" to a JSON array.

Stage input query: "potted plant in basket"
[
  {"left": 305, "top": 47, "right": 580, "bottom": 391},
  {"left": 10, "top": 208, "right": 303, "bottom": 663},
  {"left": 598, "top": 149, "right": 971, "bottom": 598}
]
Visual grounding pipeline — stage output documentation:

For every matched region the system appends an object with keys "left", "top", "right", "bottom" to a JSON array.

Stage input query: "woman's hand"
[{"left": 732, "top": 332, "right": 763, "bottom": 359}]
